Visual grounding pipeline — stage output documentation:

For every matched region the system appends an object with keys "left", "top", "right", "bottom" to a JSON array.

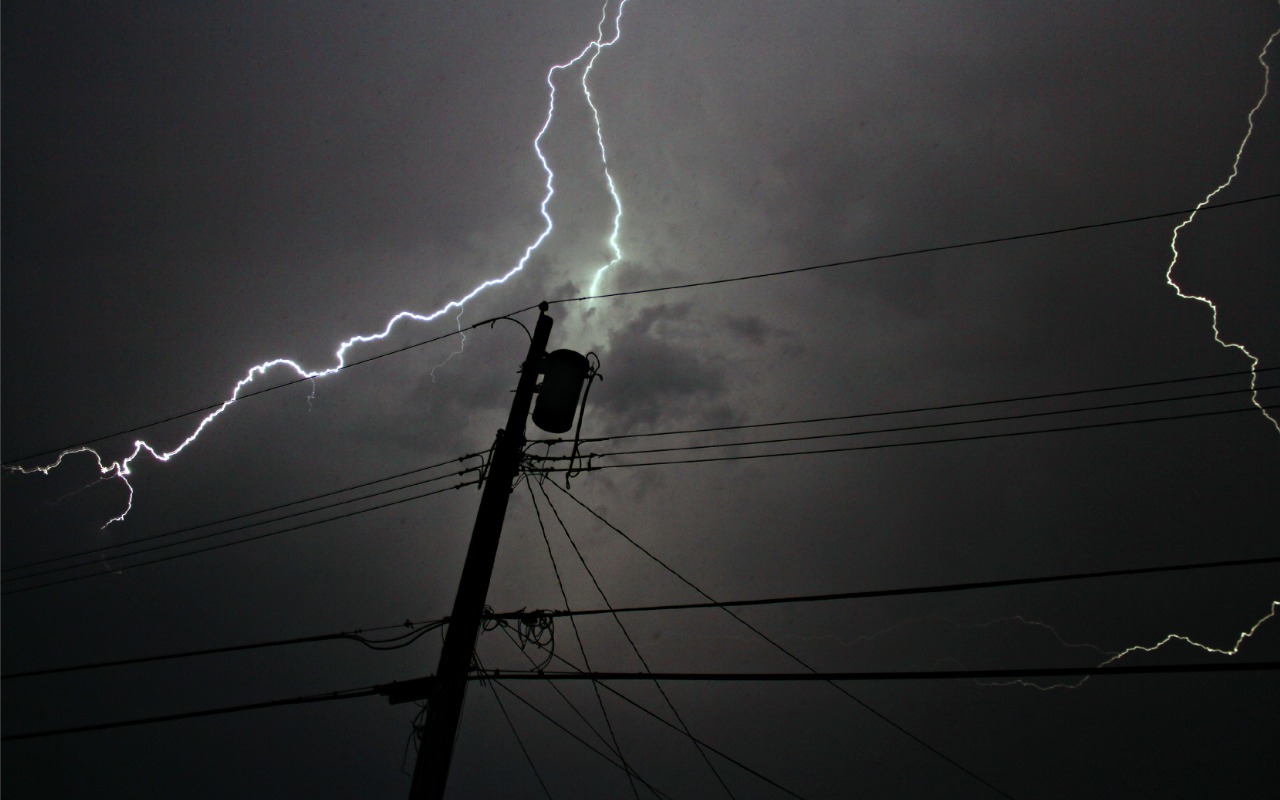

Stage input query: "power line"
[
  {"left": 491, "top": 681, "right": 679, "bottom": 800},
  {"left": 534, "top": 480, "right": 737, "bottom": 799},
  {"left": 2, "top": 685, "right": 382, "bottom": 742},
  {"left": 1, "top": 312, "right": 537, "bottom": 467},
  {"left": 8, "top": 193, "right": 1274, "bottom": 469},
  {"left": 13, "top": 370, "right": 1265, "bottom": 581},
  {"left": 476, "top": 662, "right": 1280, "bottom": 682},
  {"left": 14, "top": 552, "right": 1272, "bottom": 680},
  {"left": 2, "top": 620, "right": 445, "bottom": 681},
  {"left": 530, "top": 366, "right": 1280, "bottom": 446},
  {"left": 542, "top": 404, "right": 1278, "bottom": 473},
  {"left": 493, "top": 617, "right": 813, "bottom": 800},
  {"left": 2, "top": 479, "right": 480, "bottom": 597},
  {"left": 545, "top": 479, "right": 1014, "bottom": 800},
  {"left": 524, "top": 480, "right": 642, "bottom": 800},
  {"left": 3, "top": 453, "right": 485, "bottom": 578},
  {"left": 547, "top": 191, "right": 1280, "bottom": 305},
  {"left": 593, "top": 671, "right": 813, "bottom": 800},
  {"left": 13, "top": 379, "right": 1265, "bottom": 584},
  {"left": 486, "top": 554, "right": 1280, "bottom": 622},
  {"left": 4, "top": 466, "right": 482, "bottom": 585},
  {"left": 492, "top": 620, "right": 639, "bottom": 785},
  {"left": 10, "top": 660, "right": 1271, "bottom": 742},
  {"left": 539, "top": 383, "right": 1277, "bottom": 462},
  {"left": 486, "top": 674, "right": 555, "bottom": 799}
]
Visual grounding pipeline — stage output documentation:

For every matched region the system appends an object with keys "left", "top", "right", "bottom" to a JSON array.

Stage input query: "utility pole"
[{"left": 408, "top": 302, "right": 555, "bottom": 800}]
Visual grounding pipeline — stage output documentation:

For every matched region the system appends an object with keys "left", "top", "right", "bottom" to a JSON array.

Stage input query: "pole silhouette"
[{"left": 409, "top": 303, "right": 554, "bottom": 799}]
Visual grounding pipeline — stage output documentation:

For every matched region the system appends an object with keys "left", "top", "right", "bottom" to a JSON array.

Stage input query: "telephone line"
[
  {"left": 11, "top": 376, "right": 1270, "bottom": 580},
  {"left": 544, "top": 479, "right": 1012, "bottom": 799},
  {"left": 2, "top": 685, "right": 382, "bottom": 742},
  {"left": 9, "top": 661, "right": 1271, "bottom": 742},
  {"left": 3, "top": 452, "right": 485, "bottom": 576},
  {"left": 11, "top": 553, "right": 1271, "bottom": 679},
  {"left": 3, "top": 466, "right": 482, "bottom": 585},
  {"left": 531, "top": 366, "right": 1280, "bottom": 446},
  {"left": 2, "top": 620, "right": 445, "bottom": 681},
  {"left": 548, "top": 192, "right": 1279, "bottom": 305},
  {"left": 493, "top": 621, "right": 812, "bottom": 800},
  {"left": 538, "top": 383, "right": 1277, "bottom": 462},
  {"left": 2, "top": 315, "right": 529, "bottom": 466},
  {"left": 8, "top": 193, "right": 1274, "bottom": 468},
  {"left": 491, "top": 681, "right": 679, "bottom": 800},
  {"left": 534, "top": 481, "right": 736, "bottom": 798},
  {"left": 2, "top": 479, "right": 479, "bottom": 597},
  {"left": 488, "top": 554, "right": 1280, "bottom": 621},
  {"left": 477, "top": 662, "right": 1280, "bottom": 683},
  {"left": 544, "top": 404, "right": 1278, "bottom": 473}
]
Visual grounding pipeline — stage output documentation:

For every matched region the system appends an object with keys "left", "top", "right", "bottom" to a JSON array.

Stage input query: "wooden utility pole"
[{"left": 408, "top": 303, "right": 554, "bottom": 800}]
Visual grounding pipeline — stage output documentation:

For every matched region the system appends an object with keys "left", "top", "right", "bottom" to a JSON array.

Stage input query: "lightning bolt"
[
  {"left": 428, "top": 310, "right": 470, "bottom": 385},
  {"left": 583, "top": 2, "right": 628, "bottom": 298},
  {"left": 1099, "top": 599, "right": 1278, "bottom": 665},
  {"left": 8, "top": 1, "right": 632, "bottom": 527},
  {"left": 1165, "top": 18, "right": 1280, "bottom": 434},
  {"left": 981, "top": 600, "right": 1279, "bottom": 690}
]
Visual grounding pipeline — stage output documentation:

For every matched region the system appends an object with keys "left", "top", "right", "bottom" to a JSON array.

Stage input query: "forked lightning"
[{"left": 9, "top": 1, "right": 631, "bottom": 526}]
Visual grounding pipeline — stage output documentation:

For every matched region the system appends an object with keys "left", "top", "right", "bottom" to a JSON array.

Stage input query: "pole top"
[{"left": 538, "top": 300, "right": 549, "bottom": 313}]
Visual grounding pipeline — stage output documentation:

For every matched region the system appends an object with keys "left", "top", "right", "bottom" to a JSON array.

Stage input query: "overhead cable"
[
  {"left": 2, "top": 685, "right": 381, "bottom": 742},
  {"left": 8, "top": 193, "right": 1275, "bottom": 468},
  {"left": 13, "top": 552, "right": 1272, "bottom": 679},
  {"left": 524, "top": 480, "right": 642, "bottom": 800},
  {"left": 488, "top": 554, "right": 1280, "bottom": 622},
  {"left": 3, "top": 455, "right": 484, "bottom": 579},
  {"left": 540, "top": 405, "right": 1279, "bottom": 474},
  {"left": 548, "top": 192, "right": 1280, "bottom": 305},
  {"left": 1, "top": 311, "right": 541, "bottom": 466},
  {"left": 545, "top": 480, "right": 1013, "bottom": 800},
  {"left": 530, "top": 366, "right": 1280, "bottom": 446},
  {"left": 535, "top": 481, "right": 737, "bottom": 799},
  {"left": 475, "top": 662, "right": 1280, "bottom": 682},
  {"left": 536, "top": 384, "right": 1277, "bottom": 462},
  {"left": 2, "top": 619, "right": 445, "bottom": 681},
  {"left": 492, "top": 619, "right": 634, "bottom": 777},
  {"left": 10, "top": 661, "right": 1271, "bottom": 742},
  {"left": 2, "top": 479, "right": 479, "bottom": 597},
  {"left": 495, "top": 618, "right": 813, "bottom": 800},
  {"left": 491, "top": 681, "right": 678, "bottom": 800},
  {"left": 475, "top": 651, "right": 555, "bottom": 799}
]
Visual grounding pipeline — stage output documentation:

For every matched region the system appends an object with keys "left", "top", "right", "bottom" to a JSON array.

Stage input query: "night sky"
[{"left": 3, "top": 2, "right": 1279, "bottom": 798}]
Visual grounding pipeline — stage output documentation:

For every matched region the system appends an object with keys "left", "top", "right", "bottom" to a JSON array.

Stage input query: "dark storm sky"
[{"left": 3, "top": 2, "right": 1278, "bottom": 798}]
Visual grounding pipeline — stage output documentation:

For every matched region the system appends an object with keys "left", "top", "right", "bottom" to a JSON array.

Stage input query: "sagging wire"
[
  {"left": 525, "top": 479, "right": 641, "bottom": 800},
  {"left": 491, "top": 623, "right": 678, "bottom": 800},
  {"left": 475, "top": 649, "right": 555, "bottom": 798},
  {"left": 486, "top": 314, "right": 534, "bottom": 343},
  {"left": 483, "top": 608, "right": 557, "bottom": 671},
  {"left": 402, "top": 700, "right": 429, "bottom": 777},
  {"left": 535, "top": 480, "right": 738, "bottom": 799},
  {"left": 494, "top": 613, "right": 812, "bottom": 800},
  {"left": 519, "top": 441, "right": 555, "bottom": 486},
  {"left": 544, "top": 478, "right": 1014, "bottom": 800},
  {"left": 345, "top": 619, "right": 447, "bottom": 651},
  {"left": 494, "top": 624, "right": 610, "bottom": 747},
  {"left": 492, "top": 681, "right": 680, "bottom": 800}
]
